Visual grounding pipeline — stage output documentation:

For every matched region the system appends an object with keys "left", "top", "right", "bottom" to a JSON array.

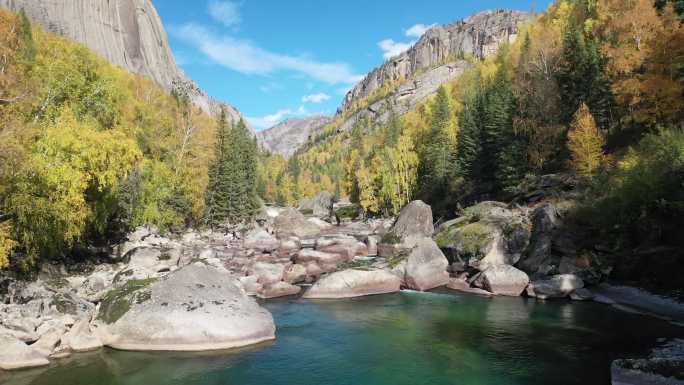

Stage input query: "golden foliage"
[{"left": 568, "top": 103, "right": 605, "bottom": 178}]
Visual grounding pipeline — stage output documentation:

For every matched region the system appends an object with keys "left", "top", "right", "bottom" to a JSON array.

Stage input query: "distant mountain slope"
[
  {"left": 0, "top": 0, "right": 245, "bottom": 125},
  {"left": 340, "top": 10, "right": 531, "bottom": 114},
  {"left": 258, "top": 116, "right": 332, "bottom": 158}
]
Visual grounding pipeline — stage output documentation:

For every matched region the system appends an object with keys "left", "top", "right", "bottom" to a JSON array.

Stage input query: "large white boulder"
[
  {"left": 0, "top": 334, "right": 50, "bottom": 370},
  {"left": 303, "top": 269, "right": 401, "bottom": 299},
  {"left": 474, "top": 265, "right": 530, "bottom": 296},
  {"left": 403, "top": 238, "right": 449, "bottom": 291},
  {"left": 95, "top": 264, "right": 276, "bottom": 351}
]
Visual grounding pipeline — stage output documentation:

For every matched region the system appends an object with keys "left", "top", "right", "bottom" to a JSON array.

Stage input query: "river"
[{"left": 3, "top": 290, "right": 682, "bottom": 385}]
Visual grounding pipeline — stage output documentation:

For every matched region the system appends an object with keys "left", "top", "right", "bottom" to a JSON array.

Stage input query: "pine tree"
[
  {"left": 205, "top": 112, "right": 259, "bottom": 226},
  {"left": 205, "top": 109, "right": 230, "bottom": 226},
  {"left": 419, "top": 86, "right": 456, "bottom": 206},
  {"left": 557, "top": 20, "right": 613, "bottom": 129}
]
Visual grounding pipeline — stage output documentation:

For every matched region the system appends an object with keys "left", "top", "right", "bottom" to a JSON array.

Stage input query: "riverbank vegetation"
[
  {"left": 259, "top": 0, "right": 684, "bottom": 255},
  {"left": 2, "top": 0, "right": 684, "bottom": 277},
  {"left": 0, "top": 9, "right": 224, "bottom": 269}
]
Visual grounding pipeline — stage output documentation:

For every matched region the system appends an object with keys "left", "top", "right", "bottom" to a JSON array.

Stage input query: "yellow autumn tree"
[
  {"left": 0, "top": 221, "right": 17, "bottom": 269},
  {"left": 567, "top": 103, "right": 605, "bottom": 178}
]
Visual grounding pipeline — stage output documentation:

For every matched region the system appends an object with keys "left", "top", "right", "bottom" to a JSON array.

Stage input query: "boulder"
[
  {"left": 298, "top": 191, "right": 334, "bottom": 218},
  {"left": 517, "top": 203, "right": 561, "bottom": 275},
  {"left": 446, "top": 278, "right": 493, "bottom": 297},
  {"left": 274, "top": 208, "right": 321, "bottom": 239},
  {"left": 403, "top": 238, "right": 449, "bottom": 291},
  {"left": 473, "top": 265, "right": 529, "bottom": 296},
  {"left": 303, "top": 269, "right": 401, "bottom": 299},
  {"left": 258, "top": 282, "right": 301, "bottom": 299},
  {"left": 526, "top": 274, "right": 584, "bottom": 299},
  {"left": 283, "top": 264, "right": 307, "bottom": 284},
  {"left": 95, "top": 264, "right": 276, "bottom": 351},
  {"left": 569, "top": 287, "right": 594, "bottom": 301},
  {"left": 32, "top": 326, "right": 65, "bottom": 356},
  {"left": 295, "top": 249, "right": 346, "bottom": 267},
  {"left": 238, "top": 276, "right": 262, "bottom": 296},
  {"left": 0, "top": 334, "right": 50, "bottom": 370},
  {"left": 611, "top": 339, "right": 684, "bottom": 385},
  {"left": 315, "top": 236, "right": 368, "bottom": 261},
  {"left": 243, "top": 228, "right": 279, "bottom": 252},
  {"left": 308, "top": 217, "right": 333, "bottom": 229},
  {"left": 385, "top": 200, "right": 434, "bottom": 248},
  {"left": 434, "top": 201, "right": 530, "bottom": 269},
  {"left": 277, "top": 237, "right": 302, "bottom": 258},
  {"left": 61, "top": 318, "right": 102, "bottom": 352},
  {"left": 250, "top": 262, "right": 286, "bottom": 285}
]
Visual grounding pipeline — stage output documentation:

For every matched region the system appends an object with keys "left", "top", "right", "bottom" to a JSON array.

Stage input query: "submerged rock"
[
  {"left": 611, "top": 339, "right": 684, "bottom": 385},
  {"left": 95, "top": 264, "right": 276, "bottom": 351},
  {"left": 303, "top": 269, "right": 401, "bottom": 299}
]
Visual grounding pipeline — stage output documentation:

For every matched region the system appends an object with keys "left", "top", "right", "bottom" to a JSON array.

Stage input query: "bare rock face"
[
  {"left": 340, "top": 10, "right": 531, "bottom": 114},
  {"left": 258, "top": 116, "right": 331, "bottom": 158},
  {"left": 95, "top": 264, "right": 276, "bottom": 351},
  {"left": 0, "top": 0, "right": 245, "bottom": 126},
  {"left": 303, "top": 269, "right": 401, "bottom": 299}
]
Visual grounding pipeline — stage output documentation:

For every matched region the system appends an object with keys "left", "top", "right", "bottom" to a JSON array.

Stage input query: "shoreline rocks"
[{"left": 303, "top": 269, "right": 401, "bottom": 299}]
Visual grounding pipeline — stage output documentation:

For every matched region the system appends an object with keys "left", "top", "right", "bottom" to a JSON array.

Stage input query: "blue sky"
[{"left": 156, "top": 0, "right": 554, "bottom": 130}]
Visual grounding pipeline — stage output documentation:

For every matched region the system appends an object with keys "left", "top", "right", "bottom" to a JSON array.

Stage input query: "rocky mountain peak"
[
  {"left": 257, "top": 116, "right": 332, "bottom": 158},
  {"left": 339, "top": 9, "right": 531, "bottom": 115}
]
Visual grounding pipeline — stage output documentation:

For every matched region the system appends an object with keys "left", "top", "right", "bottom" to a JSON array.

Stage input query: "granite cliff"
[{"left": 0, "top": 0, "right": 245, "bottom": 124}]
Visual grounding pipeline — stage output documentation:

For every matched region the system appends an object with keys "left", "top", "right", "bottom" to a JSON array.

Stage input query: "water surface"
[{"left": 3, "top": 290, "right": 683, "bottom": 385}]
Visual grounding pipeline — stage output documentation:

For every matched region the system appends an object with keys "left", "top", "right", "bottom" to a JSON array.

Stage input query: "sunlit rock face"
[
  {"left": 339, "top": 9, "right": 532, "bottom": 114},
  {"left": 0, "top": 0, "right": 245, "bottom": 126}
]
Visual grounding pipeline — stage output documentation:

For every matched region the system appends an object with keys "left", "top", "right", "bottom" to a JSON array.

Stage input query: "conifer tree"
[
  {"left": 419, "top": 86, "right": 456, "bottom": 206},
  {"left": 205, "top": 113, "right": 259, "bottom": 226},
  {"left": 568, "top": 103, "right": 605, "bottom": 178}
]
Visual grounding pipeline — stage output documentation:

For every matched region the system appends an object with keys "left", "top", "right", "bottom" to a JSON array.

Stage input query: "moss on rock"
[
  {"left": 436, "top": 222, "right": 494, "bottom": 255},
  {"left": 97, "top": 278, "right": 157, "bottom": 324}
]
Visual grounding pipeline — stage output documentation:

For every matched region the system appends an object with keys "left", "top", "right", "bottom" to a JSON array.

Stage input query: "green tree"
[
  {"left": 18, "top": 9, "right": 35, "bottom": 62},
  {"left": 419, "top": 86, "right": 456, "bottom": 209},
  {"left": 205, "top": 115, "right": 259, "bottom": 225}
]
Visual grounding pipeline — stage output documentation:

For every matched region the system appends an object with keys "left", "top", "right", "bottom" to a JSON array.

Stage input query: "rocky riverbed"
[{"left": 0, "top": 193, "right": 682, "bottom": 383}]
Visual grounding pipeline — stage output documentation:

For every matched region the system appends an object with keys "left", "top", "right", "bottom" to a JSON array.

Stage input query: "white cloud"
[
  {"left": 377, "top": 23, "right": 435, "bottom": 60},
  {"left": 302, "top": 93, "right": 331, "bottom": 103},
  {"left": 208, "top": 1, "right": 241, "bottom": 28},
  {"left": 378, "top": 39, "right": 414, "bottom": 60},
  {"left": 405, "top": 23, "right": 434, "bottom": 38},
  {"left": 175, "top": 23, "right": 363, "bottom": 85},
  {"left": 247, "top": 105, "right": 312, "bottom": 129}
]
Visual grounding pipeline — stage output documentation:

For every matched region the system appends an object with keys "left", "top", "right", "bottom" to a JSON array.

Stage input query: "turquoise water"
[{"left": 3, "top": 290, "right": 683, "bottom": 385}]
